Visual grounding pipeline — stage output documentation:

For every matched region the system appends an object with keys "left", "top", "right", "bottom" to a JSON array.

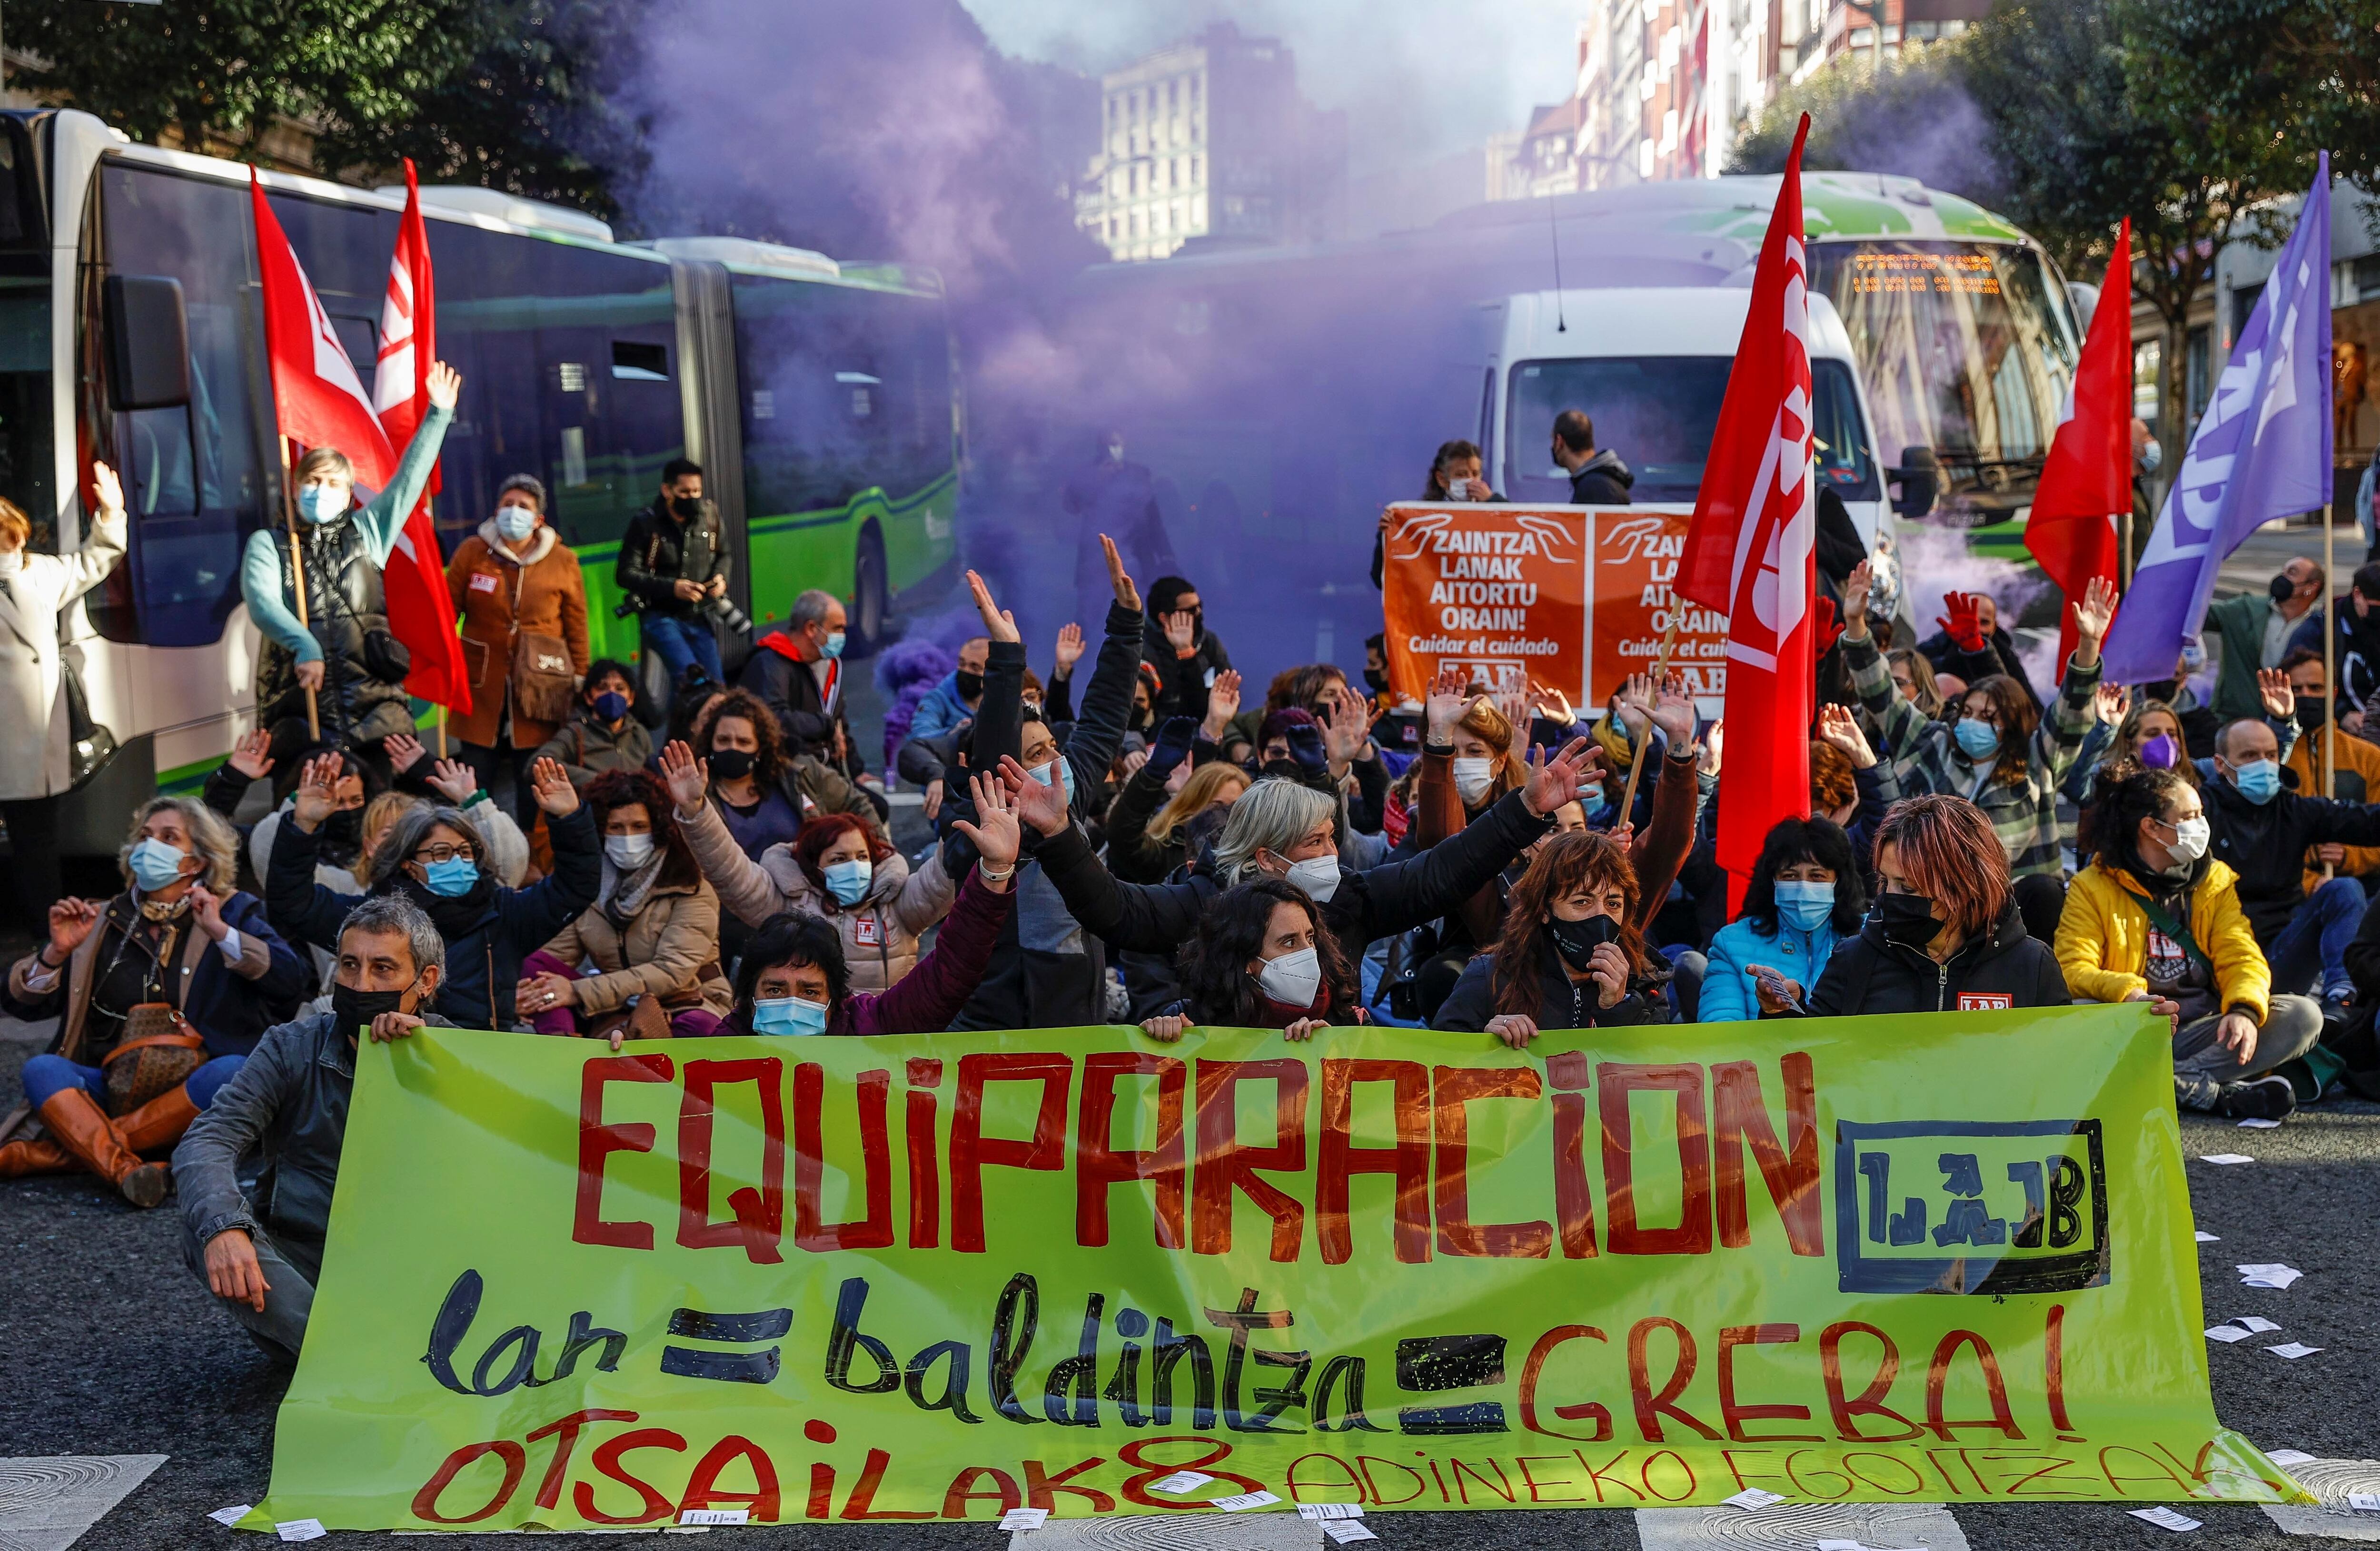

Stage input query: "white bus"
[{"left": 0, "top": 109, "right": 963, "bottom": 885}]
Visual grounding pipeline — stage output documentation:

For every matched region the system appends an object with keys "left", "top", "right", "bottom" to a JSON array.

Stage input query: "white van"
[{"left": 1478, "top": 287, "right": 1905, "bottom": 621}]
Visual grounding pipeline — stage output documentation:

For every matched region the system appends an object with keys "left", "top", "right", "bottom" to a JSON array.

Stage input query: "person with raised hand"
[
  {"left": 1013, "top": 731, "right": 1601, "bottom": 976},
  {"left": 1812, "top": 701, "right": 1899, "bottom": 874},
  {"left": 1143, "top": 562, "right": 1231, "bottom": 724},
  {"left": 660, "top": 736, "right": 956, "bottom": 990},
  {"left": 723, "top": 772, "right": 1021, "bottom": 1037},
  {"left": 266, "top": 751, "right": 600, "bottom": 1028}
]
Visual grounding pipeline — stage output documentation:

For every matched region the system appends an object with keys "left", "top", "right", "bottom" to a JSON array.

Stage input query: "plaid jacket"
[{"left": 1844, "top": 631, "right": 2101, "bottom": 878}]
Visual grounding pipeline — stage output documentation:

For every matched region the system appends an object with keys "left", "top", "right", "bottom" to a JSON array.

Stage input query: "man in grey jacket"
[{"left": 172, "top": 895, "right": 449, "bottom": 1361}]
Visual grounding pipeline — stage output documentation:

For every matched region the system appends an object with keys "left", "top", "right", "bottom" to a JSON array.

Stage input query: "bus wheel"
[{"left": 850, "top": 525, "right": 889, "bottom": 658}]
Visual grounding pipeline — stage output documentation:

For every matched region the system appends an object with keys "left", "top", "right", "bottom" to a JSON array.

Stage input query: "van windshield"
[{"left": 1504, "top": 356, "right": 1878, "bottom": 504}]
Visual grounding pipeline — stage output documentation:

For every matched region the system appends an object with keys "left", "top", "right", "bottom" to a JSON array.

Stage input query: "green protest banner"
[{"left": 244, "top": 1006, "right": 2301, "bottom": 1531}]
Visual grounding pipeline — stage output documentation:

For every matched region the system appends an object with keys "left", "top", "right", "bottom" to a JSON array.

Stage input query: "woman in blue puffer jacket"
[{"left": 1698, "top": 815, "right": 1867, "bottom": 1022}]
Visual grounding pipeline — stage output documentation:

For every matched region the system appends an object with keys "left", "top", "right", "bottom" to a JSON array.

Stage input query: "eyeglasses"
[{"left": 412, "top": 843, "right": 477, "bottom": 864}]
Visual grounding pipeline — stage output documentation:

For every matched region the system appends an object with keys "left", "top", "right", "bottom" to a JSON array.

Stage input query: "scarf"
[
  {"left": 135, "top": 888, "right": 193, "bottom": 924},
  {"left": 393, "top": 869, "right": 500, "bottom": 939},
  {"left": 599, "top": 852, "right": 667, "bottom": 931}
]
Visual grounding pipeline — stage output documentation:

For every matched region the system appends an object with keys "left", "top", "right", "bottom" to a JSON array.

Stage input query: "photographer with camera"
[{"left": 616, "top": 459, "right": 737, "bottom": 690}]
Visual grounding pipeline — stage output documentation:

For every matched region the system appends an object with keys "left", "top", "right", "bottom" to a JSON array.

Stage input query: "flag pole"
[
  {"left": 2324, "top": 498, "right": 2338, "bottom": 815},
  {"left": 283, "top": 438, "right": 319, "bottom": 741},
  {"left": 1617, "top": 612, "right": 1683, "bottom": 819},
  {"left": 437, "top": 703, "right": 448, "bottom": 761}
]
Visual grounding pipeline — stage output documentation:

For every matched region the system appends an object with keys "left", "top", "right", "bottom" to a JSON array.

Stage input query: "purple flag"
[{"left": 2100, "top": 153, "right": 2335, "bottom": 685}]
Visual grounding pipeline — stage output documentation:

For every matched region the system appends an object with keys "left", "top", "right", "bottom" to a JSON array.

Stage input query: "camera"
[{"left": 704, "top": 594, "right": 754, "bottom": 636}]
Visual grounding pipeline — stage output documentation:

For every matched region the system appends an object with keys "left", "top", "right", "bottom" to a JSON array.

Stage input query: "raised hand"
[
  {"left": 1162, "top": 609, "right": 1197, "bottom": 656},
  {"left": 1318, "top": 685, "right": 1368, "bottom": 766},
  {"left": 1149, "top": 716, "right": 1199, "bottom": 777},
  {"left": 427, "top": 758, "right": 476, "bottom": 805},
  {"left": 1524, "top": 737, "right": 1600, "bottom": 817},
  {"left": 997, "top": 754, "right": 1072, "bottom": 837},
  {"left": 1813, "top": 595, "right": 1846, "bottom": 656},
  {"left": 1203, "top": 668, "right": 1243, "bottom": 739},
  {"left": 1100, "top": 534, "right": 1141, "bottom": 612},
  {"left": 1841, "top": 559, "right": 1873, "bottom": 634},
  {"left": 529, "top": 756, "right": 580, "bottom": 816},
  {"left": 89, "top": 460, "right": 125, "bottom": 518},
  {"left": 1284, "top": 719, "right": 1329, "bottom": 776},
  {"left": 1937, "top": 591, "right": 1986, "bottom": 652},
  {"left": 659, "top": 740, "right": 708, "bottom": 813},
  {"left": 1528, "top": 680, "right": 1574, "bottom": 728},
  {"left": 952, "top": 771, "right": 1023, "bottom": 878},
  {"left": 1425, "top": 663, "right": 1470, "bottom": 740},
  {"left": 2257, "top": 667, "right": 2296, "bottom": 722},
  {"left": 965, "top": 569, "right": 1021, "bottom": 644},
  {"left": 227, "top": 729, "right": 276, "bottom": 782},
  {"left": 1814, "top": 702, "right": 1875, "bottom": 769},
  {"left": 1494, "top": 687, "right": 1530, "bottom": 736},
  {"left": 383, "top": 732, "right": 427, "bottom": 775},
  {"left": 291, "top": 753, "right": 343, "bottom": 831},
  {"left": 1052, "top": 622, "right": 1086, "bottom": 676},
  {"left": 188, "top": 883, "right": 229, "bottom": 943},
  {"left": 46, "top": 897, "right": 101, "bottom": 961},
  {"left": 2093, "top": 681, "right": 2131, "bottom": 728},
  {"left": 2070, "top": 576, "right": 2117, "bottom": 667},
  {"left": 1649, "top": 672, "right": 1697, "bottom": 749},
  {"left": 1699, "top": 717, "right": 1726, "bottom": 777},
  {"left": 1612, "top": 672, "right": 1653, "bottom": 736},
  {"left": 426, "top": 360, "right": 462, "bottom": 410}
]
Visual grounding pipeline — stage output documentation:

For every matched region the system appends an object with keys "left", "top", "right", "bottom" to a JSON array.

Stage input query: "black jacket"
[
  {"left": 1035, "top": 787, "right": 1554, "bottom": 970},
  {"left": 616, "top": 495, "right": 728, "bottom": 621},
  {"left": 1568, "top": 451, "right": 1634, "bottom": 506},
  {"left": 1431, "top": 936, "right": 1662, "bottom": 1032},
  {"left": 1146, "top": 627, "right": 1232, "bottom": 724},
  {"left": 2203, "top": 774, "right": 2380, "bottom": 942},
  {"left": 266, "top": 807, "right": 603, "bottom": 1028},
  {"left": 739, "top": 637, "right": 857, "bottom": 772},
  {"left": 1802, "top": 901, "right": 2067, "bottom": 1017}
]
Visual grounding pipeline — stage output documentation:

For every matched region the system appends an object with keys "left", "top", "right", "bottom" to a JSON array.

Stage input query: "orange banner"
[{"left": 1381, "top": 503, "right": 1726, "bottom": 714}]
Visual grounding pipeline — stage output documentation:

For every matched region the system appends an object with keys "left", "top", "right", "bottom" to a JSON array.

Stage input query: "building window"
[
  {"left": 2186, "top": 325, "right": 2212, "bottom": 419},
  {"left": 1906, "top": 19, "right": 1937, "bottom": 39},
  {"left": 1849, "top": 26, "right": 1874, "bottom": 46},
  {"left": 1943, "top": 18, "right": 1967, "bottom": 35},
  {"left": 1191, "top": 155, "right": 1203, "bottom": 184}
]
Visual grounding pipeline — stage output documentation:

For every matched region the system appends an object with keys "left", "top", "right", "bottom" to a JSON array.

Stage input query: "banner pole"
[
  {"left": 1617, "top": 612, "right": 1683, "bottom": 819},
  {"left": 437, "top": 704, "right": 448, "bottom": 761},
  {"left": 284, "top": 438, "right": 319, "bottom": 742},
  {"left": 2324, "top": 499, "right": 2338, "bottom": 849}
]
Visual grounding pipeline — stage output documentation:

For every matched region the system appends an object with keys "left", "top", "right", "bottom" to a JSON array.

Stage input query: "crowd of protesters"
[{"left": 7, "top": 377, "right": 2380, "bottom": 1361}]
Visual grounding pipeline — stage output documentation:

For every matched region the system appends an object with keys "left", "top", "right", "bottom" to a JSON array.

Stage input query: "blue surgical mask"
[
  {"left": 752, "top": 994, "right": 830, "bottom": 1036},
  {"left": 821, "top": 630, "right": 847, "bottom": 661},
  {"left": 1774, "top": 879, "right": 1836, "bottom": 932},
  {"left": 299, "top": 484, "right": 348, "bottom": 524},
  {"left": 2230, "top": 758, "right": 2281, "bottom": 805},
  {"left": 1029, "top": 757, "right": 1075, "bottom": 802},
  {"left": 422, "top": 857, "right": 480, "bottom": 897},
  {"left": 1954, "top": 718, "right": 2000, "bottom": 759},
  {"left": 823, "top": 858, "right": 873, "bottom": 905},
  {"left": 592, "top": 691, "right": 631, "bottom": 723},
  {"left": 495, "top": 505, "right": 538, "bottom": 543},
  {"left": 1577, "top": 783, "right": 1606, "bottom": 811},
  {"left": 128, "top": 837, "right": 191, "bottom": 893}
]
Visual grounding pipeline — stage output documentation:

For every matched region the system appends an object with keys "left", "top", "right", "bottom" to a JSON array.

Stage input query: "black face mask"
[
  {"left": 1875, "top": 891, "right": 1943, "bottom": 948},
  {"left": 2269, "top": 573, "right": 2300, "bottom": 604},
  {"left": 331, "top": 979, "right": 413, "bottom": 1038},
  {"left": 954, "top": 669, "right": 983, "bottom": 701},
  {"left": 707, "top": 748, "right": 755, "bottom": 781},
  {"left": 2296, "top": 694, "right": 2330, "bottom": 730},
  {"left": 2142, "top": 678, "right": 2181, "bottom": 703},
  {"left": 1545, "top": 912, "right": 1619, "bottom": 972},
  {"left": 672, "top": 495, "right": 703, "bottom": 520},
  {"left": 319, "top": 806, "right": 364, "bottom": 847},
  {"left": 1260, "top": 758, "right": 1303, "bottom": 783},
  {"left": 1364, "top": 667, "right": 1390, "bottom": 695}
]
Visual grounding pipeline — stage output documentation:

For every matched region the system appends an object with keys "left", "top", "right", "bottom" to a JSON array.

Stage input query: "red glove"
[
  {"left": 1813, "top": 596, "right": 1846, "bottom": 657},
  {"left": 1936, "top": 592, "right": 1987, "bottom": 653}
]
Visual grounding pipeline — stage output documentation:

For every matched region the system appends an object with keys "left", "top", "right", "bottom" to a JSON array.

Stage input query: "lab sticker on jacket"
[
  {"left": 469, "top": 573, "right": 500, "bottom": 594},
  {"left": 853, "top": 917, "right": 880, "bottom": 947},
  {"left": 1958, "top": 992, "right": 2014, "bottom": 1011}
]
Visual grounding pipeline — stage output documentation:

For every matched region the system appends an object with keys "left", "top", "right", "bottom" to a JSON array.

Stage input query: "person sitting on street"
[
  {"left": 173, "top": 895, "right": 452, "bottom": 1362},
  {"left": 1699, "top": 814, "right": 1866, "bottom": 1024},
  {"left": 517, "top": 768, "right": 732, "bottom": 1043},
  {"left": 1432, "top": 830, "right": 1665, "bottom": 1042},
  {"left": 266, "top": 753, "right": 600, "bottom": 1029},
  {"left": 1140, "top": 879, "right": 1364, "bottom": 1044},
  {"left": 741, "top": 587, "right": 869, "bottom": 790},
  {"left": 1103, "top": 731, "right": 1250, "bottom": 885},
  {"left": 534, "top": 659, "right": 654, "bottom": 789},
  {"left": 2276, "top": 647, "right": 2380, "bottom": 893},
  {"left": 2199, "top": 713, "right": 2380, "bottom": 1011},
  {"left": 2058, "top": 767, "right": 2318, "bottom": 1121},
  {"left": 690, "top": 688, "right": 882, "bottom": 863},
  {"left": 720, "top": 774, "right": 1020, "bottom": 1037},
  {"left": 663, "top": 739, "right": 956, "bottom": 992},
  {"left": 1, "top": 798, "right": 310, "bottom": 1205}
]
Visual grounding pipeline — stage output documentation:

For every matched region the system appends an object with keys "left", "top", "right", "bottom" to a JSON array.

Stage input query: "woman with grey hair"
[
  {"left": 1015, "top": 732, "right": 1602, "bottom": 976},
  {"left": 0, "top": 796, "right": 310, "bottom": 1205},
  {"left": 265, "top": 751, "right": 601, "bottom": 1028}
]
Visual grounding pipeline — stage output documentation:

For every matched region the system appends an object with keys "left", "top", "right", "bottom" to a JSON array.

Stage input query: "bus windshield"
[
  {"left": 1504, "top": 356, "right": 1878, "bottom": 505},
  {"left": 1807, "top": 241, "right": 2077, "bottom": 524}
]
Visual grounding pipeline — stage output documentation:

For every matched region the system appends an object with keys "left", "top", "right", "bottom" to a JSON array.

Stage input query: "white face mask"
[
  {"left": 1258, "top": 945, "right": 1322, "bottom": 1009},
  {"left": 2165, "top": 815, "right": 2211, "bottom": 863},
  {"left": 1283, "top": 853, "right": 1340, "bottom": 904},
  {"left": 496, "top": 505, "right": 538, "bottom": 543},
  {"left": 605, "top": 833, "right": 655, "bottom": 870},
  {"left": 1453, "top": 756, "right": 1495, "bottom": 804}
]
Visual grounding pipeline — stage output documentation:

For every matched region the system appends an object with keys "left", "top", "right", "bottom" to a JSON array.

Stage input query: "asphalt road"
[{"left": 5, "top": 1023, "right": 2376, "bottom": 1551}]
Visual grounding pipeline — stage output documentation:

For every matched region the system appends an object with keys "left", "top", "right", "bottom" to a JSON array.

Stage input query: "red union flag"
[
  {"left": 371, "top": 160, "right": 469, "bottom": 712},
  {"left": 2025, "top": 219, "right": 2131, "bottom": 673},
  {"left": 251, "top": 169, "right": 397, "bottom": 487},
  {"left": 1677, "top": 114, "right": 1817, "bottom": 901}
]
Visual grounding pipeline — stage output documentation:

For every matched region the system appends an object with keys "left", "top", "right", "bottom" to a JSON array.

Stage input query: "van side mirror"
[
  {"left": 102, "top": 275, "right": 192, "bottom": 412},
  {"left": 1888, "top": 444, "right": 1938, "bottom": 519}
]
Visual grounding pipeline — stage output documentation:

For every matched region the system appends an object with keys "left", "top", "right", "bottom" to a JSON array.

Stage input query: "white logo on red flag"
[{"left": 1719, "top": 234, "right": 1815, "bottom": 672}]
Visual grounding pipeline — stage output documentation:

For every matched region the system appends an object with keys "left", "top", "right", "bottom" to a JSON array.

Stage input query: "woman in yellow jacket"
[{"left": 2056, "top": 767, "right": 2320, "bottom": 1121}]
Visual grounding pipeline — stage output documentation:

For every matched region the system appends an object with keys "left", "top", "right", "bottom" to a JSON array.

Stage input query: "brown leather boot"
[
  {"left": 38, "top": 1090, "right": 170, "bottom": 1208},
  {"left": 118, "top": 1081, "right": 201, "bottom": 1155},
  {"left": 0, "top": 1135, "right": 71, "bottom": 1178}
]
